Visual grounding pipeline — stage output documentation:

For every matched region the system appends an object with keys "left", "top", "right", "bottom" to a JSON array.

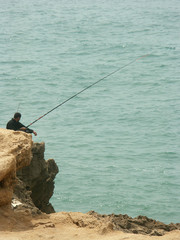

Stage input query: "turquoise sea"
[{"left": 0, "top": 0, "right": 180, "bottom": 224}]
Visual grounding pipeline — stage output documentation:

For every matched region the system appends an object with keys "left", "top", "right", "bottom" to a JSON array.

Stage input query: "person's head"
[{"left": 14, "top": 112, "right": 21, "bottom": 122}]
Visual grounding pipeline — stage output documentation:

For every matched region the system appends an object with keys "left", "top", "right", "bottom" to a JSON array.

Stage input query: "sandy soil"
[{"left": 0, "top": 208, "right": 179, "bottom": 240}]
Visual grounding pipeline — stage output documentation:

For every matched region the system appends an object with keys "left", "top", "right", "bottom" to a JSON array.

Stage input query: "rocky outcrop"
[
  {"left": 0, "top": 128, "right": 180, "bottom": 239},
  {"left": 0, "top": 128, "right": 58, "bottom": 214},
  {"left": 87, "top": 211, "right": 180, "bottom": 236},
  {"left": 16, "top": 142, "right": 59, "bottom": 214},
  {"left": 0, "top": 128, "right": 32, "bottom": 206}
]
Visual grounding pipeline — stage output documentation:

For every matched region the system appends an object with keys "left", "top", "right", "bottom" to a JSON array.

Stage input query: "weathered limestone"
[
  {"left": 0, "top": 128, "right": 58, "bottom": 214},
  {"left": 0, "top": 128, "right": 32, "bottom": 206}
]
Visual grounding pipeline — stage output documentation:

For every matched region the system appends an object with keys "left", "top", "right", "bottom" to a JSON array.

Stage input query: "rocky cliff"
[
  {"left": 0, "top": 128, "right": 32, "bottom": 206},
  {"left": 16, "top": 142, "right": 59, "bottom": 214},
  {"left": 0, "top": 128, "right": 58, "bottom": 214},
  {"left": 0, "top": 128, "right": 180, "bottom": 240}
]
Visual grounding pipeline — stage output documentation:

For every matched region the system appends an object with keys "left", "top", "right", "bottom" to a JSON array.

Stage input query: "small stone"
[{"left": 44, "top": 223, "right": 55, "bottom": 228}]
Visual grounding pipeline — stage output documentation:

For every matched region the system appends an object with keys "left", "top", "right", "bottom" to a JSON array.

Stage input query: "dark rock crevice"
[{"left": 15, "top": 142, "right": 59, "bottom": 214}]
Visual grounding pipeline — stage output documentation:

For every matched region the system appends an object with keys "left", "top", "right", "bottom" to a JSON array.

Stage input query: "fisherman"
[{"left": 6, "top": 112, "right": 37, "bottom": 136}]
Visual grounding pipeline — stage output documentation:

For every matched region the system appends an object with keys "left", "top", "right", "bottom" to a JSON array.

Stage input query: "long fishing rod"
[{"left": 27, "top": 54, "right": 149, "bottom": 128}]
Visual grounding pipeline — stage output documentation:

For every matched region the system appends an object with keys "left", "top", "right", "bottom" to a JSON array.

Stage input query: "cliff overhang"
[{"left": 0, "top": 128, "right": 58, "bottom": 214}]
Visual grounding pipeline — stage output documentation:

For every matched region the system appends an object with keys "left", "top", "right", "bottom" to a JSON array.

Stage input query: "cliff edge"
[
  {"left": 0, "top": 128, "right": 58, "bottom": 214},
  {"left": 0, "top": 128, "right": 32, "bottom": 206},
  {"left": 0, "top": 128, "right": 180, "bottom": 240}
]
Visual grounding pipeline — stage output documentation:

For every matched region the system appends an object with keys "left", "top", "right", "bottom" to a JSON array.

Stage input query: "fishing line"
[
  {"left": 27, "top": 54, "right": 149, "bottom": 128},
  {"left": 17, "top": 103, "right": 21, "bottom": 112}
]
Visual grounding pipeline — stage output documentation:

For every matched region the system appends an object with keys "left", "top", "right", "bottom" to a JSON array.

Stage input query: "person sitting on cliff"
[{"left": 6, "top": 112, "right": 37, "bottom": 136}]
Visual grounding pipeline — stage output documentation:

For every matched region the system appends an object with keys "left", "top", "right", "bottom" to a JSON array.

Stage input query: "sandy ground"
[
  {"left": 1, "top": 225, "right": 180, "bottom": 240},
  {"left": 0, "top": 210, "right": 179, "bottom": 240}
]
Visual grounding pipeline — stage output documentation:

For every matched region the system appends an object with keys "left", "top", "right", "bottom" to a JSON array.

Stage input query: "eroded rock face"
[
  {"left": 0, "top": 128, "right": 32, "bottom": 206},
  {"left": 87, "top": 211, "right": 180, "bottom": 236},
  {"left": 12, "top": 178, "right": 41, "bottom": 215},
  {"left": 17, "top": 142, "right": 59, "bottom": 214}
]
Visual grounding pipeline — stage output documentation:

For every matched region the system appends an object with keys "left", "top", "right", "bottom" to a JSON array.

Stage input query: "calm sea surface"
[{"left": 0, "top": 0, "right": 180, "bottom": 224}]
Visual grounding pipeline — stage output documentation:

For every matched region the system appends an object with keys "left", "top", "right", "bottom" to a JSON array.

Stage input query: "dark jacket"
[{"left": 6, "top": 118, "right": 33, "bottom": 133}]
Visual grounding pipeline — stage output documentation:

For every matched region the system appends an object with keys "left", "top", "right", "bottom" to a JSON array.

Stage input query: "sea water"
[{"left": 0, "top": 0, "right": 180, "bottom": 224}]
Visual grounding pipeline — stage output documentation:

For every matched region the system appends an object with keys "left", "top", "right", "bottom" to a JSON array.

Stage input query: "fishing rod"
[{"left": 27, "top": 54, "right": 149, "bottom": 128}]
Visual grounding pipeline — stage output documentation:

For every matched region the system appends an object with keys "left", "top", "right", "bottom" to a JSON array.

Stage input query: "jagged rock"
[
  {"left": 17, "top": 142, "right": 59, "bottom": 214},
  {"left": 0, "top": 128, "right": 32, "bottom": 206},
  {"left": 13, "top": 178, "right": 41, "bottom": 215},
  {"left": 88, "top": 211, "right": 180, "bottom": 236}
]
